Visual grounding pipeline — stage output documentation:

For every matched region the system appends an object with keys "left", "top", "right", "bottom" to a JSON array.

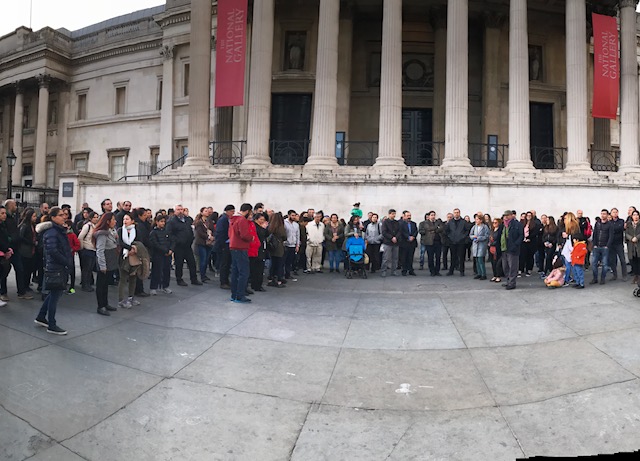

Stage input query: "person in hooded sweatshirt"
[
  {"left": 228, "top": 203, "right": 255, "bottom": 303},
  {"left": 34, "top": 207, "right": 73, "bottom": 335}
]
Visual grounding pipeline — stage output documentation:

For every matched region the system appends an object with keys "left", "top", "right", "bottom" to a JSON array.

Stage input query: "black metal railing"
[
  {"left": 11, "top": 186, "right": 59, "bottom": 209},
  {"left": 403, "top": 141, "right": 443, "bottom": 166},
  {"left": 270, "top": 140, "right": 309, "bottom": 165},
  {"left": 469, "top": 143, "right": 507, "bottom": 168},
  {"left": 210, "top": 140, "right": 245, "bottom": 165},
  {"left": 338, "top": 141, "right": 377, "bottom": 166},
  {"left": 531, "top": 147, "right": 566, "bottom": 170},
  {"left": 590, "top": 148, "right": 620, "bottom": 172},
  {"left": 123, "top": 153, "right": 188, "bottom": 181}
]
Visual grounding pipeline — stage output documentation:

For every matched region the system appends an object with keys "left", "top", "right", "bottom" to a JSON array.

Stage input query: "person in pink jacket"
[{"left": 544, "top": 256, "right": 566, "bottom": 288}]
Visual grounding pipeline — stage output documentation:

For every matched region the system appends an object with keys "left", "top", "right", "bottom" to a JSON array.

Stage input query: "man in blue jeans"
[
  {"left": 590, "top": 209, "right": 614, "bottom": 285},
  {"left": 229, "top": 203, "right": 254, "bottom": 303}
]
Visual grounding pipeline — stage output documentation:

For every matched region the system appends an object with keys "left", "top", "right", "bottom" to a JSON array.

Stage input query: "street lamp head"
[{"left": 7, "top": 149, "right": 17, "bottom": 167}]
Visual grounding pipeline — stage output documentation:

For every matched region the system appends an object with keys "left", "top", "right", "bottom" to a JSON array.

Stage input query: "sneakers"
[
  {"left": 161, "top": 287, "right": 173, "bottom": 294},
  {"left": 128, "top": 296, "right": 141, "bottom": 306},
  {"left": 191, "top": 280, "right": 203, "bottom": 286},
  {"left": 0, "top": 299, "right": 6, "bottom": 308},
  {"left": 18, "top": 293, "right": 34, "bottom": 300},
  {"left": 67, "top": 288, "right": 76, "bottom": 294},
  {"left": 177, "top": 280, "right": 188, "bottom": 287},
  {"left": 118, "top": 299, "right": 132, "bottom": 309},
  {"left": 150, "top": 289, "right": 157, "bottom": 296},
  {"left": 47, "top": 325, "right": 67, "bottom": 335},
  {"left": 0, "top": 295, "right": 9, "bottom": 302},
  {"left": 233, "top": 297, "right": 252, "bottom": 304},
  {"left": 34, "top": 317, "right": 48, "bottom": 327}
]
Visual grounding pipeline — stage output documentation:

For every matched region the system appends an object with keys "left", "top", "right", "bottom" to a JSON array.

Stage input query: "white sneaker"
[
  {"left": 128, "top": 296, "right": 141, "bottom": 306},
  {"left": 161, "top": 288, "right": 173, "bottom": 294},
  {"left": 0, "top": 300, "right": 7, "bottom": 308},
  {"left": 150, "top": 289, "right": 157, "bottom": 296},
  {"left": 118, "top": 299, "right": 132, "bottom": 309}
]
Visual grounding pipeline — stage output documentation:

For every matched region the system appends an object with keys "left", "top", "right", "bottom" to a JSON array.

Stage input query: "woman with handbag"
[
  {"left": 34, "top": 207, "right": 72, "bottom": 335},
  {"left": 194, "top": 210, "right": 215, "bottom": 282},
  {"left": 93, "top": 213, "right": 119, "bottom": 316},
  {"left": 117, "top": 213, "right": 141, "bottom": 309},
  {"left": 78, "top": 211, "right": 99, "bottom": 292},
  {"left": 488, "top": 218, "right": 504, "bottom": 283}
]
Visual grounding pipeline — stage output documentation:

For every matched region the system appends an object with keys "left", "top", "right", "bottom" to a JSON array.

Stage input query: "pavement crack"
[
  {"left": 287, "top": 402, "right": 315, "bottom": 460},
  {"left": 384, "top": 421, "right": 415, "bottom": 460}
]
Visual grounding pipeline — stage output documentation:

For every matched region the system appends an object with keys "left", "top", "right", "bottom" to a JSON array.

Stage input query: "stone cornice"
[
  {"left": 0, "top": 48, "right": 72, "bottom": 75},
  {"left": 73, "top": 38, "right": 163, "bottom": 65}
]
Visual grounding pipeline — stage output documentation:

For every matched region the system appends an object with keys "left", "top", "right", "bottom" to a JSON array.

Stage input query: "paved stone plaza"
[{"left": 2, "top": 263, "right": 640, "bottom": 460}]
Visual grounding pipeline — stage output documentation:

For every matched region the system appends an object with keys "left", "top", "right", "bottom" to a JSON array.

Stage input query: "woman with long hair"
[
  {"left": 18, "top": 208, "right": 38, "bottom": 294},
  {"left": 488, "top": 217, "right": 503, "bottom": 283},
  {"left": 267, "top": 212, "right": 287, "bottom": 287},
  {"left": 561, "top": 212, "right": 586, "bottom": 288},
  {"left": 469, "top": 214, "right": 490, "bottom": 280},
  {"left": 194, "top": 210, "right": 215, "bottom": 283},
  {"left": 541, "top": 216, "right": 558, "bottom": 276},
  {"left": 78, "top": 211, "right": 99, "bottom": 292},
  {"left": 324, "top": 214, "right": 344, "bottom": 273},
  {"left": 92, "top": 212, "right": 119, "bottom": 315},
  {"left": 34, "top": 207, "right": 73, "bottom": 335},
  {"left": 519, "top": 211, "right": 536, "bottom": 276}
]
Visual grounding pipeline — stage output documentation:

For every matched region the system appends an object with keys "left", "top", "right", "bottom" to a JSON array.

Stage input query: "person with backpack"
[{"left": 228, "top": 203, "right": 254, "bottom": 303}]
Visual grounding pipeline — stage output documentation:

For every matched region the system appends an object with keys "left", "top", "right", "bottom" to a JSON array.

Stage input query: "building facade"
[{"left": 0, "top": 0, "right": 638, "bottom": 217}]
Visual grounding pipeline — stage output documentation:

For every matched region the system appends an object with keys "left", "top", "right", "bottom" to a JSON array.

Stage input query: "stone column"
[
  {"left": 160, "top": 44, "right": 175, "bottom": 162},
  {"left": 244, "top": 0, "right": 275, "bottom": 167},
  {"left": 482, "top": 12, "right": 505, "bottom": 144},
  {"left": 1, "top": 98, "right": 10, "bottom": 189},
  {"left": 308, "top": 0, "right": 341, "bottom": 168},
  {"left": 430, "top": 7, "right": 446, "bottom": 150},
  {"left": 565, "top": 0, "right": 591, "bottom": 172},
  {"left": 442, "top": 0, "right": 472, "bottom": 170},
  {"left": 619, "top": 0, "right": 640, "bottom": 173},
  {"left": 506, "top": 0, "right": 534, "bottom": 171},
  {"left": 56, "top": 85, "right": 70, "bottom": 173},
  {"left": 183, "top": 0, "right": 212, "bottom": 169},
  {"left": 12, "top": 83, "right": 23, "bottom": 186},
  {"left": 374, "top": 0, "right": 405, "bottom": 168},
  {"left": 336, "top": 16, "right": 353, "bottom": 136},
  {"left": 34, "top": 74, "right": 51, "bottom": 187}
]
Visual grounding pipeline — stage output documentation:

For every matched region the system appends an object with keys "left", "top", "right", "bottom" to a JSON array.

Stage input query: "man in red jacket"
[{"left": 228, "top": 203, "right": 254, "bottom": 303}]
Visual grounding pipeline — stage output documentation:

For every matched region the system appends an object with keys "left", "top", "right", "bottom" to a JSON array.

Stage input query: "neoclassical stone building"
[{"left": 0, "top": 0, "right": 638, "bottom": 218}]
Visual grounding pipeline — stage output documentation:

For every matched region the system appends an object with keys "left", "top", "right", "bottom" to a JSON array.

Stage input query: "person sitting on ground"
[{"left": 544, "top": 256, "right": 566, "bottom": 288}]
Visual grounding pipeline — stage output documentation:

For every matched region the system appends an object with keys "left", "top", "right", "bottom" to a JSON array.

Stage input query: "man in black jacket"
[
  {"left": 445, "top": 208, "right": 469, "bottom": 276},
  {"left": 214, "top": 205, "right": 235, "bottom": 289},
  {"left": 500, "top": 210, "right": 524, "bottom": 290},
  {"left": 133, "top": 208, "right": 152, "bottom": 296},
  {"left": 166, "top": 204, "right": 202, "bottom": 286},
  {"left": 380, "top": 209, "right": 400, "bottom": 277},
  {"left": 591, "top": 209, "right": 614, "bottom": 284},
  {"left": 608, "top": 208, "right": 627, "bottom": 281},
  {"left": 399, "top": 211, "right": 418, "bottom": 276},
  {"left": 2, "top": 200, "right": 32, "bottom": 300}
]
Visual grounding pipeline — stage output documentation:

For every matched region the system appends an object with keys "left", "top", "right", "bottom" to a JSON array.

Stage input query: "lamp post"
[{"left": 6, "top": 148, "right": 17, "bottom": 199}]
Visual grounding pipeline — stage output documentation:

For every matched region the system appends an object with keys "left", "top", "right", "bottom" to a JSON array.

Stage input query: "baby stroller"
[{"left": 345, "top": 236, "right": 367, "bottom": 279}]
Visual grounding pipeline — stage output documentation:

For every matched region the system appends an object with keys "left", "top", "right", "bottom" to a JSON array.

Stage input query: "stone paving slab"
[
  {"left": 176, "top": 336, "right": 340, "bottom": 402},
  {"left": 0, "top": 406, "right": 54, "bottom": 461},
  {"left": 322, "top": 348, "right": 495, "bottom": 411},
  {"left": 0, "top": 325, "right": 49, "bottom": 360},
  {"left": 448, "top": 308, "right": 578, "bottom": 348},
  {"left": 470, "top": 338, "right": 635, "bottom": 405},
  {"left": 60, "top": 320, "right": 222, "bottom": 377},
  {"left": 227, "top": 310, "right": 352, "bottom": 347},
  {"left": 586, "top": 327, "right": 640, "bottom": 377},
  {"left": 550, "top": 302, "right": 640, "bottom": 335},
  {"left": 65, "top": 378, "right": 310, "bottom": 461},
  {"left": 27, "top": 444, "right": 87, "bottom": 461},
  {"left": 502, "top": 380, "right": 640, "bottom": 457},
  {"left": 0, "top": 345, "right": 161, "bottom": 440}
]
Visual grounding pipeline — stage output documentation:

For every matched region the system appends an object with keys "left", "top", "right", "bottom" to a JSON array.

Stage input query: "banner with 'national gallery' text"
[
  {"left": 592, "top": 13, "right": 619, "bottom": 120},
  {"left": 215, "top": 0, "right": 248, "bottom": 107}
]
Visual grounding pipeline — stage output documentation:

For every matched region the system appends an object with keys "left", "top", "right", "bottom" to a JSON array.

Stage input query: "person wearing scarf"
[
  {"left": 117, "top": 213, "right": 140, "bottom": 309},
  {"left": 500, "top": 210, "right": 524, "bottom": 290}
]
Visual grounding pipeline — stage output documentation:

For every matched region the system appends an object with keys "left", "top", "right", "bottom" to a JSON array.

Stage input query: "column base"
[
  {"left": 241, "top": 156, "right": 272, "bottom": 168},
  {"left": 181, "top": 157, "right": 212, "bottom": 173},
  {"left": 565, "top": 162, "right": 594, "bottom": 174},
  {"left": 506, "top": 159, "right": 535, "bottom": 172},
  {"left": 373, "top": 156, "right": 406, "bottom": 170},
  {"left": 305, "top": 156, "right": 338, "bottom": 170},
  {"left": 441, "top": 157, "right": 474, "bottom": 173},
  {"left": 618, "top": 164, "right": 640, "bottom": 175}
]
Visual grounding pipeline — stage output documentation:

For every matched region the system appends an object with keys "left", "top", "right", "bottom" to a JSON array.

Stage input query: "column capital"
[
  {"left": 619, "top": 0, "right": 639, "bottom": 9},
  {"left": 160, "top": 44, "right": 175, "bottom": 61},
  {"left": 13, "top": 81, "right": 24, "bottom": 95},
  {"left": 429, "top": 6, "right": 447, "bottom": 30},
  {"left": 483, "top": 10, "right": 507, "bottom": 29},
  {"left": 37, "top": 73, "right": 51, "bottom": 89}
]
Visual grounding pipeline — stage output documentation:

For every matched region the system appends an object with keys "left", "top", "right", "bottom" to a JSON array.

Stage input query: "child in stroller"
[{"left": 345, "top": 232, "right": 367, "bottom": 279}]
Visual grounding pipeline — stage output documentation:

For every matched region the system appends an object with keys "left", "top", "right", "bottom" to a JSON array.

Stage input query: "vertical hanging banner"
[
  {"left": 215, "top": 0, "right": 248, "bottom": 107},
  {"left": 592, "top": 13, "right": 619, "bottom": 120}
]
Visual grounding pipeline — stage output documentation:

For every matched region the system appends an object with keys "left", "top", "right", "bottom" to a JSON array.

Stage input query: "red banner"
[
  {"left": 215, "top": 0, "right": 248, "bottom": 107},
  {"left": 592, "top": 13, "right": 619, "bottom": 120}
]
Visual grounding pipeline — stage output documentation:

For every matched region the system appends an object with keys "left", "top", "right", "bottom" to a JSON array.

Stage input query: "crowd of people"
[{"left": 1, "top": 198, "right": 638, "bottom": 335}]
